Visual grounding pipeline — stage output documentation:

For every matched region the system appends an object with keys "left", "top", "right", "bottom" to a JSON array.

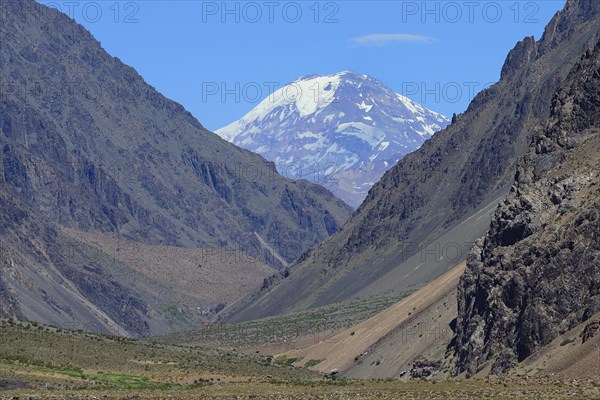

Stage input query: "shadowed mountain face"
[
  {"left": 224, "top": 0, "right": 600, "bottom": 323},
  {"left": 456, "top": 37, "right": 600, "bottom": 377},
  {"left": 0, "top": 0, "right": 352, "bottom": 335},
  {"left": 217, "top": 71, "right": 449, "bottom": 208}
]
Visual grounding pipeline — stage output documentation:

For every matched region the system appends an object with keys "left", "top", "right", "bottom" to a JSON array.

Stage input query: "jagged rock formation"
[
  {"left": 224, "top": 0, "right": 600, "bottom": 323},
  {"left": 456, "top": 38, "right": 600, "bottom": 376},
  {"left": 582, "top": 320, "right": 600, "bottom": 343},
  {"left": 410, "top": 361, "right": 443, "bottom": 379}
]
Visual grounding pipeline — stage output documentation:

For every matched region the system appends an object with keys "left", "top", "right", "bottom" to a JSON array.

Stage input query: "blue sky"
[{"left": 44, "top": 1, "right": 565, "bottom": 131}]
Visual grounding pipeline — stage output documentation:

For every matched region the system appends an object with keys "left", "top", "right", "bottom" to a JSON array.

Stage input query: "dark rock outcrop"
[
  {"left": 582, "top": 321, "right": 600, "bottom": 343},
  {"left": 456, "top": 38, "right": 600, "bottom": 376},
  {"left": 410, "top": 360, "right": 443, "bottom": 379}
]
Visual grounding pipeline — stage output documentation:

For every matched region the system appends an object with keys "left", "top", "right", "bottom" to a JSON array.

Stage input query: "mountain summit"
[{"left": 217, "top": 71, "right": 449, "bottom": 208}]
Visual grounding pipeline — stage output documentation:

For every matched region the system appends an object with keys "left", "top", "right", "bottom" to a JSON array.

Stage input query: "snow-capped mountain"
[{"left": 216, "top": 71, "right": 450, "bottom": 208}]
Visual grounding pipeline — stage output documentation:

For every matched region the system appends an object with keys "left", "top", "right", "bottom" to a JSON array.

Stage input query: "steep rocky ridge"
[{"left": 456, "top": 38, "right": 600, "bottom": 376}]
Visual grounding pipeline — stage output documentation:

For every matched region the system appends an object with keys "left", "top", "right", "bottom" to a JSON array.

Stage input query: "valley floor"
[
  {"left": 1, "top": 377, "right": 598, "bottom": 400},
  {"left": 1, "top": 319, "right": 599, "bottom": 399}
]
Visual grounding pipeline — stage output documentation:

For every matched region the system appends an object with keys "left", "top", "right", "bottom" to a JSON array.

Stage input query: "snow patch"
[
  {"left": 297, "top": 131, "right": 319, "bottom": 139},
  {"left": 358, "top": 101, "right": 373, "bottom": 113}
]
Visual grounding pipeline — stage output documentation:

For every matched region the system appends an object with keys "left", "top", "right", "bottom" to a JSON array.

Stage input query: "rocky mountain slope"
[
  {"left": 0, "top": 0, "right": 352, "bottom": 335},
  {"left": 217, "top": 71, "right": 449, "bottom": 208},
  {"left": 224, "top": 0, "right": 600, "bottom": 323},
  {"left": 456, "top": 36, "right": 600, "bottom": 377},
  {"left": 0, "top": 0, "right": 351, "bottom": 268}
]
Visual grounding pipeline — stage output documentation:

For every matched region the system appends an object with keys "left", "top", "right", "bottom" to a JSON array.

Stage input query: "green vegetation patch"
[
  {"left": 559, "top": 338, "right": 576, "bottom": 346},
  {"left": 161, "top": 305, "right": 188, "bottom": 323},
  {"left": 305, "top": 359, "right": 324, "bottom": 368},
  {"left": 285, "top": 357, "right": 302, "bottom": 366},
  {"left": 0, "top": 357, "right": 178, "bottom": 389}
]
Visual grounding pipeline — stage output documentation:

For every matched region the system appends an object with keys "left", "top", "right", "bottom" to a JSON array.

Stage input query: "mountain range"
[
  {"left": 217, "top": 71, "right": 449, "bottom": 208},
  {"left": 0, "top": 0, "right": 599, "bottom": 386}
]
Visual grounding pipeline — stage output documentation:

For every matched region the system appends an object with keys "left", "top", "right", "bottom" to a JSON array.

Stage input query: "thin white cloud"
[{"left": 350, "top": 33, "right": 436, "bottom": 47}]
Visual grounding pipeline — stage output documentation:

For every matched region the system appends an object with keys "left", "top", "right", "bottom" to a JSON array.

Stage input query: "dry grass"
[
  {"left": 1, "top": 377, "right": 598, "bottom": 399},
  {"left": 1, "top": 319, "right": 599, "bottom": 399}
]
